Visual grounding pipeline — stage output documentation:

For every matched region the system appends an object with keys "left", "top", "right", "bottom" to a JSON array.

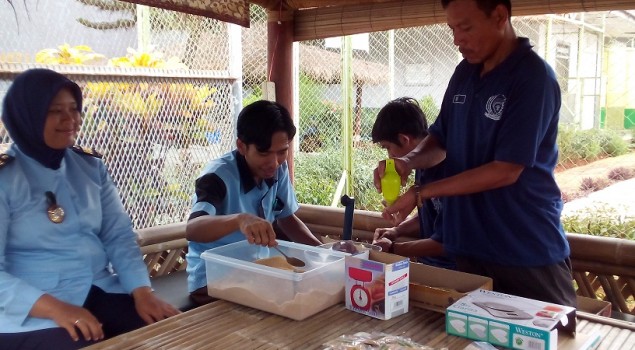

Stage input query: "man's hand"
[
  {"left": 132, "top": 287, "right": 180, "bottom": 324},
  {"left": 381, "top": 186, "right": 417, "bottom": 226},
  {"left": 373, "top": 158, "right": 411, "bottom": 193},
  {"left": 373, "top": 227, "right": 399, "bottom": 242},
  {"left": 373, "top": 237, "right": 393, "bottom": 253},
  {"left": 238, "top": 213, "right": 277, "bottom": 247}
]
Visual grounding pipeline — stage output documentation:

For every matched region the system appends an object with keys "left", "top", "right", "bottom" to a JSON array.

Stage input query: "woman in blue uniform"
[{"left": 0, "top": 69, "right": 179, "bottom": 349}]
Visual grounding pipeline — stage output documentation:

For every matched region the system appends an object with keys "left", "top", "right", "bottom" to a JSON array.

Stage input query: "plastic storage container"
[{"left": 201, "top": 240, "right": 348, "bottom": 320}]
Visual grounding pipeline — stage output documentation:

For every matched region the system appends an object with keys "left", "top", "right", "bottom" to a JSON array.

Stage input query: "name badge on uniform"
[{"left": 453, "top": 95, "right": 466, "bottom": 104}]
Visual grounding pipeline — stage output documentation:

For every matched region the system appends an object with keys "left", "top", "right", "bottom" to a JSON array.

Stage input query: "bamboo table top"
[{"left": 84, "top": 300, "right": 635, "bottom": 350}]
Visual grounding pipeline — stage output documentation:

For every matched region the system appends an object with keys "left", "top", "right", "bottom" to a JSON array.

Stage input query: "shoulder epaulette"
[
  {"left": 0, "top": 153, "right": 15, "bottom": 169},
  {"left": 72, "top": 145, "right": 103, "bottom": 159}
]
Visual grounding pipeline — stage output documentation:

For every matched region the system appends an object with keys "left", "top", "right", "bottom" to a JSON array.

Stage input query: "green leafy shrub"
[
  {"left": 359, "top": 107, "right": 381, "bottom": 141},
  {"left": 295, "top": 143, "right": 416, "bottom": 211},
  {"left": 558, "top": 127, "right": 631, "bottom": 166},
  {"left": 242, "top": 85, "right": 262, "bottom": 107},
  {"left": 350, "top": 145, "right": 389, "bottom": 211},
  {"left": 294, "top": 149, "right": 341, "bottom": 206},
  {"left": 596, "top": 129, "right": 629, "bottom": 156},
  {"left": 563, "top": 207, "right": 635, "bottom": 240},
  {"left": 558, "top": 128, "right": 629, "bottom": 167},
  {"left": 297, "top": 75, "right": 343, "bottom": 151},
  {"left": 418, "top": 95, "right": 440, "bottom": 125},
  {"left": 572, "top": 130, "right": 602, "bottom": 161}
]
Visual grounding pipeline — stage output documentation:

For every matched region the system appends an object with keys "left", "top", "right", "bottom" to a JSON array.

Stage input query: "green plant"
[
  {"left": 298, "top": 73, "right": 327, "bottom": 122},
  {"left": 596, "top": 129, "right": 629, "bottom": 156},
  {"left": 299, "top": 101, "right": 343, "bottom": 151},
  {"left": 418, "top": 94, "right": 440, "bottom": 125},
  {"left": 294, "top": 149, "right": 341, "bottom": 205},
  {"left": 82, "top": 79, "right": 215, "bottom": 228},
  {"left": 294, "top": 142, "right": 415, "bottom": 212},
  {"left": 350, "top": 145, "right": 388, "bottom": 211},
  {"left": 562, "top": 207, "right": 635, "bottom": 240},
  {"left": 242, "top": 85, "right": 262, "bottom": 107},
  {"left": 573, "top": 130, "right": 602, "bottom": 161},
  {"left": 358, "top": 107, "right": 381, "bottom": 140},
  {"left": 557, "top": 127, "right": 631, "bottom": 167}
]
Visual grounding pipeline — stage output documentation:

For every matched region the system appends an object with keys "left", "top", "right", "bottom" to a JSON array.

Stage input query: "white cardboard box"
[
  {"left": 446, "top": 289, "right": 577, "bottom": 350},
  {"left": 345, "top": 251, "right": 410, "bottom": 320}
]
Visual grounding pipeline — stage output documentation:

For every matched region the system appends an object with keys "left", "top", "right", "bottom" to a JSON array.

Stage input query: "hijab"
[{"left": 2, "top": 69, "right": 83, "bottom": 169}]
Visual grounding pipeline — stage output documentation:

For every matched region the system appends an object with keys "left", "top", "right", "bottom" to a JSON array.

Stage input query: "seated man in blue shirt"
[
  {"left": 371, "top": 97, "right": 455, "bottom": 270},
  {"left": 185, "top": 100, "right": 322, "bottom": 305}
]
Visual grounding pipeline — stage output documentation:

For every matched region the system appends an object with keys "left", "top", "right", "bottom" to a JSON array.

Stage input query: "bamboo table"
[{"left": 84, "top": 300, "right": 635, "bottom": 350}]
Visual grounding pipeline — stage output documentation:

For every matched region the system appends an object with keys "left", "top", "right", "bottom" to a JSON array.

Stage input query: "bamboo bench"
[
  {"left": 136, "top": 222, "right": 192, "bottom": 311},
  {"left": 136, "top": 204, "right": 635, "bottom": 320}
]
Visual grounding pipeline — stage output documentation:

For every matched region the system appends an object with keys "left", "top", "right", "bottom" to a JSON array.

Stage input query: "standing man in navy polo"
[
  {"left": 185, "top": 100, "right": 322, "bottom": 305},
  {"left": 375, "top": 0, "right": 576, "bottom": 306}
]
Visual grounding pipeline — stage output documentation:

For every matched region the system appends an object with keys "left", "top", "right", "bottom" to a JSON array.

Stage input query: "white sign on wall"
[{"left": 405, "top": 63, "right": 432, "bottom": 86}]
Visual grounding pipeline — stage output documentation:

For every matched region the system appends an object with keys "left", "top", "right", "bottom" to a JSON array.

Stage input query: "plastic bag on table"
[
  {"left": 322, "top": 331, "right": 447, "bottom": 350},
  {"left": 462, "top": 341, "right": 498, "bottom": 350}
]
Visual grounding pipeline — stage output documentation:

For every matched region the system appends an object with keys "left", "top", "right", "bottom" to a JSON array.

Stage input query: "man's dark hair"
[
  {"left": 371, "top": 97, "right": 428, "bottom": 146},
  {"left": 237, "top": 100, "right": 296, "bottom": 152},
  {"left": 441, "top": 0, "right": 512, "bottom": 17}
]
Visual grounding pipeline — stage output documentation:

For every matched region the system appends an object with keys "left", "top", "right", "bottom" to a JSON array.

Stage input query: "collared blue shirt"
[
  {"left": 0, "top": 145, "right": 150, "bottom": 333},
  {"left": 186, "top": 150, "right": 298, "bottom": 292},
  {"left": 429, "top": 38, "right": 569, "bottom": 267}
]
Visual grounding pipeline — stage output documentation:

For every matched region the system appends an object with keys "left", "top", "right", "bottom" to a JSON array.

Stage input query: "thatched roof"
[
  {"left": 193, "top": 25, "right": 389, "bottom": 86},
  {"left": 298, "top": 44, "right": 389, "bottom": 85},
  {"left": 240, "top": 24, "right": 389, "bottom": 85}
]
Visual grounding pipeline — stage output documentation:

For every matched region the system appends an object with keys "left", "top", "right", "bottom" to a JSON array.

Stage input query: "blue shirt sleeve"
[{"left": 96, "top": 161, "right": 150, "bottom": 293}]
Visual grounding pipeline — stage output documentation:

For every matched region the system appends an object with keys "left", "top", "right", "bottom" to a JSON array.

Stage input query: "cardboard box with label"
[
  {"left": 409, "top": 262, "right": 493, "bottom": 313},
  {"left": 446, "top": 289, "right": 578, "bottom": 350},
  {"left": 345, "top": 251, "right": 410, "bottom": 320}
]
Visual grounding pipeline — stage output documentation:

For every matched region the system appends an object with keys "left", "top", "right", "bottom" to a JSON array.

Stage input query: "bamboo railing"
[{"left": 136, "top": 204, "right": 635, "bottom": 315}]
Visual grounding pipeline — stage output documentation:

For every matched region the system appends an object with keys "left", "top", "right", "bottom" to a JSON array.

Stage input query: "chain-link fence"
[
  {"left": 2, "top": 2, "right": 634, "bottom": 236},
  {"left": 1, "top": 1, "right": 237, "bottom": 229}
]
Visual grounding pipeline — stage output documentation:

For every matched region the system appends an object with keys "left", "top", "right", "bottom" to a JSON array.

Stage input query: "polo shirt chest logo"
[{"left": 484, "top": 94, "right": 506, "bottom": 121}]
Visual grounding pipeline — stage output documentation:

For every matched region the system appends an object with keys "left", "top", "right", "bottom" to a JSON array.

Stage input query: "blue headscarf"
[{"left": 2, "top": 69, "right": 83, "bottom": 169}]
